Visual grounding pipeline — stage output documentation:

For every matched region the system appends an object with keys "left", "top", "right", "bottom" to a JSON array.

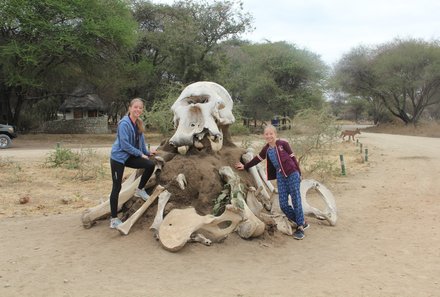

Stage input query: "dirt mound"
[{"left": 156, "top": 143, "right": 254, "bottom": 215}]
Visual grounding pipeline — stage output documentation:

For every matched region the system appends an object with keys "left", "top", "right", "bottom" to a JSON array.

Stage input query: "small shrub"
[
  {"left": 74, "top": 149, "right": 106, "bottom": 181},
  {"left": 306, "top": 157, "right": 339, "bottom": 181},
  {"left": 45, "top": 145, "right": 106, "bottom": 181},
  {"left": 286, "top": 108, "right": 340, "bottom": 163},
  {"left": 144, "top": 84, "right": 179, "bottom": 136},
  {"left": 45, "top": 145, "right": 80, "bottom": 169},
  {"left": 280, "top": 108, "right": 341, "bottom": 181},
  {"left": 229, "top": 122, "right": 250, "bottom": 136}
]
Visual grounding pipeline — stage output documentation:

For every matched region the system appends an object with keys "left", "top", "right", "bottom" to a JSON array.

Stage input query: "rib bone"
[
  {"left": 300, "top": 179, "right": 337, "bottom": 226},
  {"left": 241, "top": 149, "right": 272, "bottom": 209}
]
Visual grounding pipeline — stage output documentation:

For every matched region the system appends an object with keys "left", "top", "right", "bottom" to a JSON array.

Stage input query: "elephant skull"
[{"left": 169, "top": 81, "right": 235, "bottom": 152}]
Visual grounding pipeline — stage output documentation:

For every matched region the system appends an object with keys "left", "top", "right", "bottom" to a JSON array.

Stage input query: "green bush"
[
  {"left": 229, "top": 122, "right": 250, "bottom": 136},
  {"left": 143, "top": 84, "right": 180, "bottom": 136},
  {"left": 45, "top": 145, "right": 106, "bottom": 181},
  {"left": 45, "top": 145, "right": 80, "bottom": 169}
]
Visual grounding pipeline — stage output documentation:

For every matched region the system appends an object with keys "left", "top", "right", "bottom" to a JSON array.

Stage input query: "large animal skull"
[{"left": 169, "top": 81, "right": 235, "bottom": 152}]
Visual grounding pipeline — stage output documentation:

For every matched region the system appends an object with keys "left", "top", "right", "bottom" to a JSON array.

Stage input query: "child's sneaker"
[
  {"left": 134, "top": 188, "right": 150, "bottom": 201},
  {"left": 109, "top": 217, "right": 122, "bottom": 229},
  {"left": 293, "top": 227, "right": 305, "bottom": 240},
  {"left": 303, "top": 222, "right": 310, "bottom": 230}
]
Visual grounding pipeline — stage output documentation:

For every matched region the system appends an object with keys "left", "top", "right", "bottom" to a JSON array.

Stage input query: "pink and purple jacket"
[{"left": 243, "top": 139, "right": 301, "bottom": 180}]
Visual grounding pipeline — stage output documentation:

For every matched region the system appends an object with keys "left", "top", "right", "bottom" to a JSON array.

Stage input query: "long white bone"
[
  {"left": 241, "top": 150, "right": 272, "bottom": 209},
  {"left": 150, "top": 190, "right": 172, "bottom": 234},
  {"left": 116, "top": 185, "right": 165, "bottom": 235},
  {"left": 256, "top": 162, "right": 275, "bottom": 193}
]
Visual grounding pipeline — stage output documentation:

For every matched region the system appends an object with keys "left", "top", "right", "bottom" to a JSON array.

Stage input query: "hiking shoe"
[
  {"left": 134, "top": 188, "right": 150, "bottom": 201},
  {"left": 293, "top": 228, "right": 305, "bottom": 240},
  {"left": 109, "top": 218, "right": 122, "bottom": 229}
]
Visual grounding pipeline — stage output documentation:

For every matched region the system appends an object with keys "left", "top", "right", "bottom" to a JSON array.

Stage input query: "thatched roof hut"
[
  {"left": 59, "top": 93, "right": 106, "bottom": 113},
  {"left": 58, "top": 85, "right": 106, "bottom": 120}
]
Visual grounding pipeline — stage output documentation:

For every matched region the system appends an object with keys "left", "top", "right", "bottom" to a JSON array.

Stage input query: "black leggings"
[{"left": 110, "top": 157, "right": 155, "bottom": 218}]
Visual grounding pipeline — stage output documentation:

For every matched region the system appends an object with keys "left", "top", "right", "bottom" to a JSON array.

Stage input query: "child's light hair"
[{"left": 264, "top": 124, "right": 277, "bottom": 134}]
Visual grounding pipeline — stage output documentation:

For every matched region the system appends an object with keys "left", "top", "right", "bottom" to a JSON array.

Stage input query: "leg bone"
[
  {"left": 150, "top": 190, "right": 172, "bottom": 234},
  {"left": 116, "top": 185, "right": 165, "bottom": 235}
]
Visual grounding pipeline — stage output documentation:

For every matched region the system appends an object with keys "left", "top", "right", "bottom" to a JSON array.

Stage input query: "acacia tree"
[
  {"left": 220, "top": 41, "right": 328, "bottom": 121},
  {"left": 331, "top": 46, "right": 387, "bottom": 124},
  {"left": 333, "top": 39, "right": 440, "bottom": 125},
  {"left": 0, "top": 0, "right": 138, "bottom": 125}
]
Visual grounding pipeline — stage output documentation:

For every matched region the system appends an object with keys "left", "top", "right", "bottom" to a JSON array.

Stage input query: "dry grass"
[
  {"left": 0, "top": 160, "right": 109, "bottom": 217},
  {"left": 365, "top": 120, "right": 440, "bottom": 138}
]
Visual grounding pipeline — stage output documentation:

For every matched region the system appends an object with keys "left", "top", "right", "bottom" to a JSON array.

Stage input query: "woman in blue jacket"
[
  {"left": 235, "top": 125, "right": 308, "bottom": 239},
  {"left": 109, "top": 98, "right": 156, "bottom": 229}
]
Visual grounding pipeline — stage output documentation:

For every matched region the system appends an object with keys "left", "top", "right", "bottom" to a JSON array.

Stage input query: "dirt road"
[{"left": 1, "top": 132, "right": 439, "bottom": 297}]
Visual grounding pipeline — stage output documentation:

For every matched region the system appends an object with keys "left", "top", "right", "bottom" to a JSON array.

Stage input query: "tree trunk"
[
  {"left": 12, "top": 87, "right": 25, "bottom": 126},
  {"left": 0, "top": 85, "right": 13, "bottom": 124}
]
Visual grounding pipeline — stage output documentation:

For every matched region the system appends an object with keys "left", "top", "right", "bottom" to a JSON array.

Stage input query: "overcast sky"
[{"left": 153, "top": 0, "right": 440, "bottom": 66}]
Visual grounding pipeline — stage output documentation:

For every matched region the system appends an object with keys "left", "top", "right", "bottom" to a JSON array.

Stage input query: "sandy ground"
[{"left": 1, "top": 132, "right": 440, "bottom": 297}]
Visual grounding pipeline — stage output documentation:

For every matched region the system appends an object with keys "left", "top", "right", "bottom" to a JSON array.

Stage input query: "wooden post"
[{"left": 339, "top": 154, "right": 346, "bottom": 176}]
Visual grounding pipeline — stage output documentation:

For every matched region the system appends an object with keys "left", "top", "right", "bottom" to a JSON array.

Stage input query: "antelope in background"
[{"left": 340, "top": 128, "right": 361, "bottom": 141}]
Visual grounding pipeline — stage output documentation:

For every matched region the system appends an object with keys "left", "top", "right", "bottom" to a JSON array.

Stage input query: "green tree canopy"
[
  {"left": 130, "top": 0, "right": 253, "bottom": 90},
  {"left": 220, "top": 41, "right": 328, "bottom": 120},
  {"left": 0, "top": 0, "right": 138, "bottom": 124},
  {"left": 333, "top": 38, "right": 440, "bottom": 125}
]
